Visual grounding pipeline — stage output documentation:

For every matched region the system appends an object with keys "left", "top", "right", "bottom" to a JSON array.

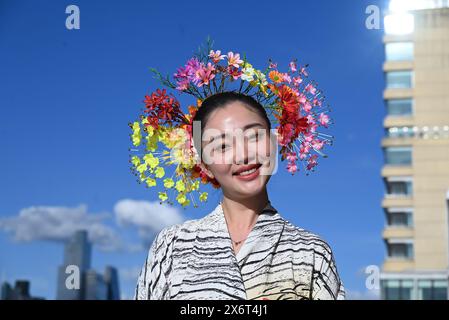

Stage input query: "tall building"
[
  {"left": 56, "top": 230, "right": 120, "bottom": 300},
  {"left": 1, "top": 280, "right": 44, "bottom": 300},
  {"left": 380, "top": 0, "right": 449, "bottom": 299},
  {"left": 57, "top": 230, "right": 91, "bottom": 299}
]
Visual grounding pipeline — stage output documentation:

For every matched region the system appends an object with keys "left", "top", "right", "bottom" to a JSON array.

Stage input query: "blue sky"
[{"left": 0, "top": 0, "right": 388, "bottom": 299}]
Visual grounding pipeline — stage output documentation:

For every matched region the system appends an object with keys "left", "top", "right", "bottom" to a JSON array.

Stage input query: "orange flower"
[{"left": 269, "top": 70, "right": 283, "bottom": 83}]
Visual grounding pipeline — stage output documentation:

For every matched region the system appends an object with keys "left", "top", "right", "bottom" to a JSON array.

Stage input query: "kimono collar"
[{"left": 209, "top": 200, "right": 284, "bottom": 263}]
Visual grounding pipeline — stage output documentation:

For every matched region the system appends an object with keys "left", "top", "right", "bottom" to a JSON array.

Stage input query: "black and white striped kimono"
[{"left": 134, "top": 200, "right": 345, "bottom": 300}]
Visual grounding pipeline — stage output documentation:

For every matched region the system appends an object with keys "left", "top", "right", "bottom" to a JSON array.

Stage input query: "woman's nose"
[{"left": 233, "top": 136, "right": 255, "bottom": 165}]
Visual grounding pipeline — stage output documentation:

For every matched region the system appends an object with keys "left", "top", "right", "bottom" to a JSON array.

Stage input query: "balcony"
[{"left": 383, "top": 226, "right": 414, "bottom": 239}]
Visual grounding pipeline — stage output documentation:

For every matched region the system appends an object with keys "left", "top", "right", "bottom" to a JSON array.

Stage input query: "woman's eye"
[
  {"left": 248, "top": 132, "right": 263, "bottom": 141},
  {"left": 216, "top": 144, "right": 230, "bottom": 152}
]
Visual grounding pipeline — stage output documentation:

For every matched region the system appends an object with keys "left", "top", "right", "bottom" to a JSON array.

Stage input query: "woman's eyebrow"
[{"left": 207, "top": 123, "right": 265, "bottom": 143}]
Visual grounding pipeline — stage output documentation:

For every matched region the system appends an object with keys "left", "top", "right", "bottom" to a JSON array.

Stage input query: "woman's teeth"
[{"left": 237, "top": 167, "right": 258, "bottom": 176}]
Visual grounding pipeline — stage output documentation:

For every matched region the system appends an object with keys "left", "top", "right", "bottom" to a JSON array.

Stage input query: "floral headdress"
[{"left": 129, "top": 38, "right": 334, "bottom": 208}]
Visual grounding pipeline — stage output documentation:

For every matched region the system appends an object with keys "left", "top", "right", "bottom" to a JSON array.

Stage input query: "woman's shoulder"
[
  {"left": 150, "top": 210, "right": 212, "bottom": 248},
  {"left": 280, "top": 217, "right": 335, "bottom": 256}
]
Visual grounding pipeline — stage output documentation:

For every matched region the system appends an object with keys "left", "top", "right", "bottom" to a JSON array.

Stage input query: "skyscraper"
[
  {"left": 57, "top": 230, "right": 91, "bottom": 300},
  {"left": 56, "top": 230, "right": 121, "bottom": 300},
  {"left": 380, "top": 0, "right": 449, "bottom": 300}
]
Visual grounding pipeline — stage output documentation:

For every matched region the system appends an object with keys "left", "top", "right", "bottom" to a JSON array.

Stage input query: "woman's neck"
[{"left": 221, "top": 189, "right": 269, "bottom": 232}]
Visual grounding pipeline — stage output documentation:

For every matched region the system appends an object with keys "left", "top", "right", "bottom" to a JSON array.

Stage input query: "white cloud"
[
  {"left": 114, "top": 199, "right": 184, "bottom": 244},
  {"left": 0, "top": 204, "right": 124, "bottom": 252}
]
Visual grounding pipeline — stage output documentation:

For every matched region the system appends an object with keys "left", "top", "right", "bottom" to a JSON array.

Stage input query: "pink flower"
[
  {"left": 269, "top": 61, "right": 278, "bottom": 69},
  {"left": 293, "top": 76, "right": 303, "bottom": 86},
  {"left": 283, "top": 73, "right": 292, "bottom": 83},
  {"left": 306, "top": 154, "right": 318, "bottom": 171},
  {"left": 305, "top": 83, "right": 316, "bottom": 95},
  {"left": 319, "top": 113, "right": 330, "bottom": 127},
  {"left": 303, "top": 132, "right": 314, "bottom": 143},
  {"left": 173, "top": 57, "right": 202, "bottom": 89},
  {"left": 227, "top": 52, "right": 243, "bottom": 68},
  {"left": 175, "top": 79, "right": 190, "bottom": 91},
  {"left": 287, "top": 161, "right": 298, "bottom": 174},
  {"left": 289, "top": 61, "right": 297, "bottom": 72},
  {"left": 300, "top": 66, "right": 308, "bottom": 77},
  {"left": 313, "top": 98, "right": 322, "bottom": 106},
  {"left": 227, "top": 66, "right": 242, "bottom": 80},
  {"left": 298, "top": 93, "right": 307, "bottom": 105},
  {"left": 312, "top": 139, "right": 324, "bottom": 150},
  {"left": 209, "top": 50, "right": 226, "bottom": 63},
  {"left": 286, "top": 151, "right": 297, "bottom": 162},
  {"left": 306, "top": 114, "right": 315, "bottom": 125},
  {"left": 303, "top": 101, "right": 312, "bottom": 113},
  {"left": 195, "top": 62, "right": 216, "bottom": 87}
]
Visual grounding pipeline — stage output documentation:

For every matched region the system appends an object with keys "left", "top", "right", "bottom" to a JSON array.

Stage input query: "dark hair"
[{"left": 192, "top": 91, "right": 271, "bottom": 132}]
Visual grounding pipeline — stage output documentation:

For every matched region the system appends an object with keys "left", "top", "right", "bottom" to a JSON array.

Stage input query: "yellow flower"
[
  {"left": 199, "top": 192, "right": 208, "bottom": 202},
  {"left": 154, "top": 166, "right": 165, "bottom": 178},
  {"left": 176, "top": 193, "right": 186, "bottom": 204},
  {"left": 143, "top": 153, "right": 159, "bottom": 169},
  {"left": 146, "top": 134, "right": 158, "bottom": 152},
  {"left": 175, "top": 179, "right": 185, "bottom": 192},
  {"left": 131, "top": 156, "right": 141, "bottom": 167},
  {"left": 191, "top": 180, "right": 200, "bottom": 191},
  {"left": 158, "top": 191, "right": 168, "bottom": 202},
  {"left": 181, "top": 199, "right": 190, "bottom": 207},
  {"left": 131, "top": 122, "right": 142, "bottom": 146},
  {"left": 163, "top": 178, "right": 175, "bottom": 188},
  {"left": 145, "top": 177, "right": 156, "bottom": 187},
  {"left": 136, "top": 163, "right": 147, "bottom": 174}
]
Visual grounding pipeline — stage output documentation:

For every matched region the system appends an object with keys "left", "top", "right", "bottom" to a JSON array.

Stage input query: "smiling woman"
[
  {"left": 134, "top": 92, "right": 345, "bottom": 300},
  {"left": 131, "top": 41, "right": 343, "bottom": 300}
]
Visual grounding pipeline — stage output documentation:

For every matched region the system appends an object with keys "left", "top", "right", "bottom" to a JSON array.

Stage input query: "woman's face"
[{"left": 199, "top": 101, "right": 276, "bottom": 200}]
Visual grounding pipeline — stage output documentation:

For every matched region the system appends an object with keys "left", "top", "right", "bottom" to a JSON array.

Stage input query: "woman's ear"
[{"left": 199, "top": 162, "right": 214, "bottom": 179}]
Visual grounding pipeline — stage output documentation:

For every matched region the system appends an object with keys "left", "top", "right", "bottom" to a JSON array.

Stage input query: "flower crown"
[{"left": 129, "top": 38, "right": 334, "bottom": 208}]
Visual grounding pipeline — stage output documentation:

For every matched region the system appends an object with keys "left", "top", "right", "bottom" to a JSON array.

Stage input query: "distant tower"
[
  {"left": 56, "top": 230, "right": 91, "bottom": 300},
  {"left": 104, "top": 266, "right": 120, "bottom": 300},
  {"left": 56, "top": 230, "right": 121, "bottom": 300}
]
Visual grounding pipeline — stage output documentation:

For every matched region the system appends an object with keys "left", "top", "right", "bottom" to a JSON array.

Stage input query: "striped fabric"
[{"left": 134, "top": 201, "right": 345, "bottom": 300}]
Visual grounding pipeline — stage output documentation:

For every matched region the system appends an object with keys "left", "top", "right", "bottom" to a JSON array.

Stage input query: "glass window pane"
[
  {"left": 406, "top": 244, "right": 414, "bottom": 258},
  {"left": 386, "top": 99, "right": 413, "bottom": 116},
  {"left": 385, "top": 42, "right": 414, "bottom": 61},
  {"left": 386, "top": 71, "right": 413, "bottom": 89},
  {"left": 390, "top": 212, "right": 408, "bottom": 225},
  {"left": 388, "top": 243, "right": 413, "bottom": 258},
  {"left": 385, "top": 147, "right": 412, "bottom": 165},
  {"left": 433, "top": 280, "right": 448, "bottom": 300}
]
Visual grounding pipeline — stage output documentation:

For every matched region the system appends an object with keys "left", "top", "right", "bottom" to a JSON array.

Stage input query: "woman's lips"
[{"left": 233, "top": 164, "right": 262, "bottom": 181}]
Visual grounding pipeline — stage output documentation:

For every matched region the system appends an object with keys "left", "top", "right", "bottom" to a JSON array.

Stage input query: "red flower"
[{"left": 143, "top": 89, "right": 187, "bottom": 129}]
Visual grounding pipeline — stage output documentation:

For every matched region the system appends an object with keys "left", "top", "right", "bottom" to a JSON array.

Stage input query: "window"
[
  {"left": 386, "top": 71, "right": 413, "bottom": 89},
  {"left": 387, "top": 211, "right": 413, "bottom": 227},
  {"left": 386, "top": 99, "right": 413, "bottom": 116},
  {"left": 387, "top": 242, "right": 413, "bottom": 259},
  {"left": 384, "top": 147, "right": 412, "bottom": 165},
  {"left": 418, "top": 280, "right": 448, "bottom": 300},
  {"left": 386, "top": 180, "right": 413, "bottom": 196},
  {"left": 385, "top": 42, "right": 414, "bottom": 61},
  {"left": 386, "top": 126, "right": 415, "bottom": 138},
  {"left": 382, "top": 279, "right": 414, "bottom": 300}
]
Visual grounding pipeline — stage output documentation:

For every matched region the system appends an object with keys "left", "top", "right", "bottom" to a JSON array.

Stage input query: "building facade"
[{"left": 380, "top": 0, "right": 449, "bottom": 300}]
